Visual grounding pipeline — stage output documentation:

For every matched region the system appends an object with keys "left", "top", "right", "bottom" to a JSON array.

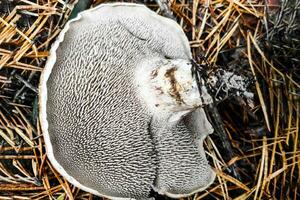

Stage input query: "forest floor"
[{"left": 0, "top": 0, "right": 299, "bottom": 199}]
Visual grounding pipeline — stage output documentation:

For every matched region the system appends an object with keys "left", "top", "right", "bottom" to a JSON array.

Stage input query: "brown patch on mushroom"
[
  {"left": 164, "top": 67, "right": 184, "bottom": 104},
  {"left": 154, "top": 86, "right": 164, "bottom": 94}
]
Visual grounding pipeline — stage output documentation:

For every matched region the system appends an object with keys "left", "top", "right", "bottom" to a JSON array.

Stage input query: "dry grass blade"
[
  {"left": 215, "top": 169, "right": 251, "bottom": 192},
  {"left": 247, "top": 32, "right": 271, "bottom": 131}
]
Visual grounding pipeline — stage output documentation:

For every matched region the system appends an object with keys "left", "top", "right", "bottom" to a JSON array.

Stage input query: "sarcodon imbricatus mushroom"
[{"left": 39, "top": 3, "right": 216, "bottom": 199}]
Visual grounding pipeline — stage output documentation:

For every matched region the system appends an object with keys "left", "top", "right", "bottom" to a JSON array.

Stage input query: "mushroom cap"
[{"left": 39, "top": 3, "right": 215, "bottom": 199}]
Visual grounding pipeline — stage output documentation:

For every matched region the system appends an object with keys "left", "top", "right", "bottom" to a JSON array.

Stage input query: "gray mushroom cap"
[{"left": 39, "top": 3, "right": 215, "bottom": 199}]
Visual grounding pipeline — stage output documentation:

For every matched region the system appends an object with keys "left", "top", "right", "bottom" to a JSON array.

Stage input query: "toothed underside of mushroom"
[{"left": 39, "top": 3, "right": 215, "bottom": 199}]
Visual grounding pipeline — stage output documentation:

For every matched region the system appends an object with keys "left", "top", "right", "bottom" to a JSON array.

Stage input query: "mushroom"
[{"left": 39, "top": 3, "right": 215, "bottom": 199}]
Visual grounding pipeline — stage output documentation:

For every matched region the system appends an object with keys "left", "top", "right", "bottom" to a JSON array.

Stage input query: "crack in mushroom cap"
[{"left": 39, "top": 3, "right": 215, "bottom": 199}]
